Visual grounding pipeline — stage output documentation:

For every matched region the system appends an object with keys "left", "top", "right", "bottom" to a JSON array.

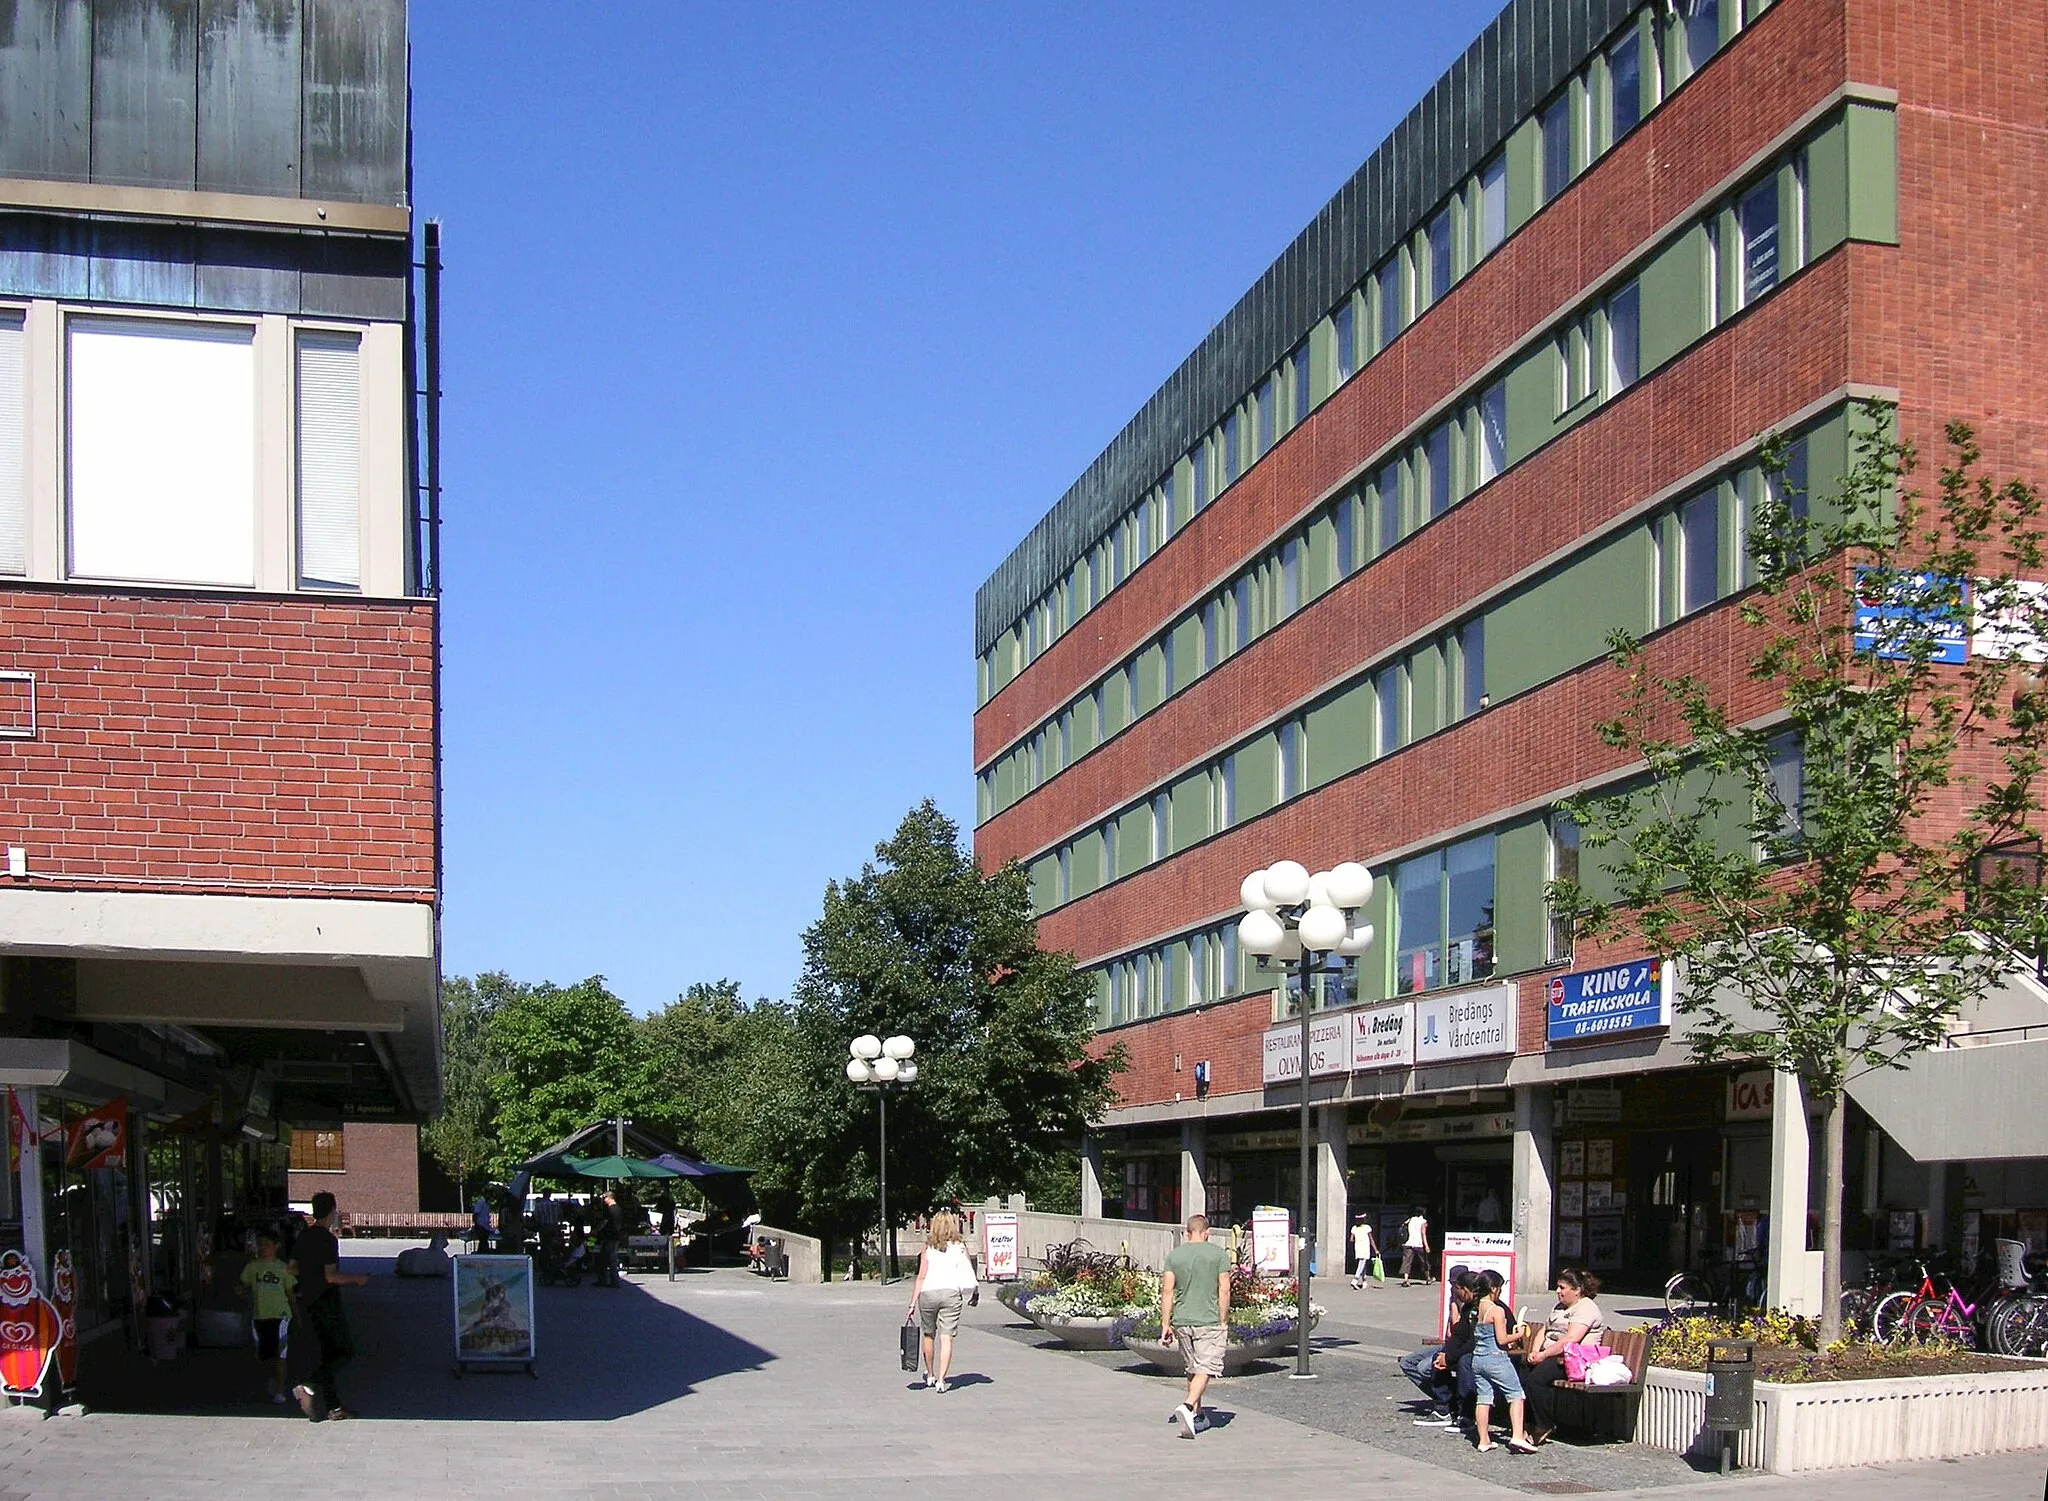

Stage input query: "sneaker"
[
  {"left": 1413, "top": 1411, "right": 1453, "bottom": 1425},
  {"left": 919, "top": 1371, "right": 934, "bottom": 1389},
  {"left": 1192, "top": 1411, "right": 1211, "bottom": 1433},
  {"left": 1174, "top": 1403, "right": 1198, "bottom": 1439},
  {"left": 933, "top": 1379, "right": 951, "bottom": 1394}
]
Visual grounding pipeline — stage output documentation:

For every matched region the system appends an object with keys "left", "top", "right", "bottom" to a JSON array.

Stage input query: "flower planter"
[
  {"left": 1017, "top": 1308, "right": 1130, "bottom": 1351},
  {"left": 1119, "top": 1315, "right": 1320, "bottom": 1375},
  {"left": 1637, "top": 1361, "right": 2048, "bottom": 1474}
]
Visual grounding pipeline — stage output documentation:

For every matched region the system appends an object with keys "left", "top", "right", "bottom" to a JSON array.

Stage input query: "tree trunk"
[{"left": 1818, "top": 1086, "right": 1847, "bottom": 1345}]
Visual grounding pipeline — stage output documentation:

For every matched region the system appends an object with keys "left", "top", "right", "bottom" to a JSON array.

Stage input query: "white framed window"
[
  {"left": 1477, "top": 155, "right": 1507, "bottom": 258},
  {"left": 0, "top": 313, "right": 22, "bottom": 575},
  {"left": 68, "top": 317, "right": 257, "bottom": 588},
  {"left": 1477, "top": 382, "right": 1507, "bottom": 485},
  {"left": 1606, "top": 281, "right": 1642, "bottom": 393},
  {"left": 1737, "top": 178, "right": 1781, "bottom": 307}
]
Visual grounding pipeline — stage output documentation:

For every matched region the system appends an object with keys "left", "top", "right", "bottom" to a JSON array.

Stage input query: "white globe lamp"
[
  {"left": 882, "top": 1035, "right": 915, "bottom": 1061},
  {"left": 1240, "top": 869, "right": 1278, "bottom": 912},
  {"left": 1238, "top": 907, "right": 1285, "bottom": 956},
  {"left": 845, "top": 1059, "right": 871, "bottom": 1083},
  {"left": 1325, "top": 862, "right": 1374, "bottom": 910},
  {"left": 851, "top": 1035, "right": 882, "bottom": 1060},
  {"left": 1264, "top": 860, "right": 1311, "bottom": 906},
  {"left": 1298, "top": 902, "right": 1348, "bottom": 951}
]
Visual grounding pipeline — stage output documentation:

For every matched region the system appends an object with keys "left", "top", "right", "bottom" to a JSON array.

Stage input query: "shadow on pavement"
[{"left": 81, "top": 1248, "right": 774, "bottom": 1422}]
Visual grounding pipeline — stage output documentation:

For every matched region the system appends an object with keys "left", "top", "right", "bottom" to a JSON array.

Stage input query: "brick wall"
[
  {"left": 288, "top": 1122, "right": 421, "bottom": 1215},
  {"left": 0, "top": 588, "right": 436, "bottom": 898}
]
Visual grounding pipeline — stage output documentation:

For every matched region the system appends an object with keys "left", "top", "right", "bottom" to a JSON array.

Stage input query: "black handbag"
[{"left": 899, "top": 1316, "right": 921, "bottom": 1371}]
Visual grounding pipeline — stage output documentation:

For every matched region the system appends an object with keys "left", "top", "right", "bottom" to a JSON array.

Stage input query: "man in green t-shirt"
[{"left": 1159, "top": 1213, "right": 1231, "bottom": 1438}]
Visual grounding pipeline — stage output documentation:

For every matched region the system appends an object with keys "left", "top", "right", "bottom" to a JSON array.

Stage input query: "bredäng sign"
[{"left": 1350, "top": 1002, "right": 1414, "bottom": 1070}]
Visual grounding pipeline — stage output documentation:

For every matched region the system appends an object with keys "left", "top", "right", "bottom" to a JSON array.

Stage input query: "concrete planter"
[
  {"left": 1637, "top": 1362, "right": 2048, "bottom": 1474},
  {"left": 1120, "top": 1316, "right": 1320, "bottom": 1375},
  {"left": 1018, "top": 1309, "right": 1129, "bottom": 1351}
]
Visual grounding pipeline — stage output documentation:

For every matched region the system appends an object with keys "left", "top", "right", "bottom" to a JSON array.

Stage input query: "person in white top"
[
  {"left": 1400, "top": 1210, "right": 1433, "bottom": 1286},
  {"left": 1349, "top": 1216, "right": 1379, "bottom": 1289},
  {"left": 905, "top": 1211, "right": 979, "bottom": 1392}
]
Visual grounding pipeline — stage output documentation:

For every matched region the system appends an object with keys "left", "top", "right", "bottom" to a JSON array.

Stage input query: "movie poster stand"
[{"left": 452, "top": 1254, "right": 537, "bottom": 1378}]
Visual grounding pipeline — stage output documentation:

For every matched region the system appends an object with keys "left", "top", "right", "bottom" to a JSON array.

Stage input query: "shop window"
[{"left": 291, "top": 1129, "right": 344, "bottom": 1173}]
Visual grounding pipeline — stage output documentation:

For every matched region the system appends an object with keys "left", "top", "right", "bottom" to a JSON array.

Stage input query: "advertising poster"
[
  {"left": 1250, "top": 1207, "right": 1293, "bottom": 1275},
  {"left": 1586, "top": 1139, "right": 1615, "bottom": 1176},
  {"left": 1558, "top": 1140, "right": 1585, "bottom": 1177},
  {"left": 453, "top": 1255, "right": 535, "bottom": 1371},
  {"left": 1437, "top": 1232, "right": 1515, "bottom": 1339},
  {"left": 981, "top": 1212, "right": 1019, "bottom": 1281},
  {"left": 1349, "top": 1002, "right": 1415, "bottom": 1071},
  {"left": 1557, "top": 1221, "right": 1585, "bottom": 1260},
  {"left": 1557, "top": 1181, "right": 1585, "bottom": 1219},
  {"left": 1586, "top": 1216, "right": 1624, "bottom": 1271},
  {"left": 1585, "top": 1181, "right": 1614, "bottom": 1212}
]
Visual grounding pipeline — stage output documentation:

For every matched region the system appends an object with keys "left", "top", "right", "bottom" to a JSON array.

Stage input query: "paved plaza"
[{"left": 0, "top": 1243, "right": 2041, "bottom": 1500}]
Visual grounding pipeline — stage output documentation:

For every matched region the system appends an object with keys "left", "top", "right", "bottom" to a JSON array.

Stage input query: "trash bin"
[{"left": 1704, "top": 1338, "right": 1757, "bottom": 1471}]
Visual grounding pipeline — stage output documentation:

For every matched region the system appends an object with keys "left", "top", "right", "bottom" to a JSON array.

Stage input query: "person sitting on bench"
[{"left": 1513, "top": 1267, "right": 1606, "bottom": 1445}]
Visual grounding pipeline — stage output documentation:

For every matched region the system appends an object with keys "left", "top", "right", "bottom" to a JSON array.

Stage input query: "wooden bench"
[
  {"left": 1548, "top": 1326, "right": 1648, "bottom": 1442},
  {"left": 339, "top": 1211, "right": 475, "bottom": 1239}
]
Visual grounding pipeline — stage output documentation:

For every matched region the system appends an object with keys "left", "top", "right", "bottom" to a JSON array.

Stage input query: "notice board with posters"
[
  {"left": 1437, "top": 1232, "right": 1516, "bottom": 1338},
  {"left": 981, "top": 1212, "right": 1019, "bottom": 1281},
  {"left": 452, "top": 1255, "right": 536, "bottom": 1376}
]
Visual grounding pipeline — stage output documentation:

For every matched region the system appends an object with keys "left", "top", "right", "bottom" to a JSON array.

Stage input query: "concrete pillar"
[
  {"left": 1315, "top": 1105, "right": 1348, "bottom": 1280},
  {"left": 1080, "top": 1139, "right": 1104, "bottom": 1220},
  {"left": 1767, "top": 1069, "right": 1821, "bottom": 1314},
  {"left": 16, "top": 1087, "right": 45, "bottom": 1284},
  {"left": 1925, "top": 1163, "right": 1948, "bottom": 1251},
  {"left": 1513, "top": 1084, "right": 1555, "bottom": 1297},
  {"left": 1179, "top": 1120, "right": 1207, "bottom": 1224}
]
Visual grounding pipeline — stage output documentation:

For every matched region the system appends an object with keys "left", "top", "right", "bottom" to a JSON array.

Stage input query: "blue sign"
[
  {"left": 1851, "top": 569, "right": 1969, "bottom": 664},
  {"left": 1546, "top": 959, "right": 1667, "bottom": 1043}
]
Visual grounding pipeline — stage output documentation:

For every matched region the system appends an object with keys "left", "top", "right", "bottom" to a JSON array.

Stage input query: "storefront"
[{"left": 1346, "top": 1099, "right": 1515, "bottom": 1248}]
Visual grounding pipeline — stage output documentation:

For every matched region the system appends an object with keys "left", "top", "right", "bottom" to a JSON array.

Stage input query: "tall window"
[
  {"left": 1192, "top": 440, "right": 1210, "bottom": 511},
  {"left": 1202, "top": 597, "right": 1222, "bottom": 669},
  {"left": 1477, "top": 382, "right": 1507, "bottom": 486},
  {"left": 1395, "top": 851, "right": 1443, "bottom": 995},
  {"left": 1334, "top": 301, "right": 1356, "bottom": 382},
  {"left": 1607, "top": 281, "right": 1642, "bottom": 393},
  {"left": 1395, "top": 835, "right": 1496, "bottom": 995},
  {"left": 1222, "top": 411, "right": 1241, "bottom": 486},
  {"left": 291, "top": 1129, "right": 345, "bottom": 1172},
  {"left": 1446, "top": 836, "right": 1497, "bottom": 986},
  {"left": 1376, "top": 258, "right": 1401, "bottom": 350},
  {"left": 1763, "top": 731, "right": 1804, "bottom": 845},
  {"left": 1458, "top": 617, "right": 1486, "bottom": 718},
  {"left": 1257, "top": 375, "right": 1277, "bottom": 454},
  {"left": 1233, "top": 576, "right": 1252, "bottom": 651},
  {"left": 1609, "top": 29, "right": 1642, "bottom": 141},
  {"left": 1278, "top": 720, "right": 1303, "bottom": 800},
  {"left": 1375, "top": 666, "right": 1402, "bottom": 757},
  {"left": 1427, "top": 206, "right": 1454, "bottom": 306},
  {"left": 1334, "top": 496, "right": 1357, "bottom": 580},
  {"left": 1681, "top": 0, "right": 1720, "bottom": 79},
  {"left": 1424, "top": 423, "right": 1452, "bottom": 519},
  {"left": 1213, "top": 755, "right": 1237, "bottom": 830},
  {"left": 1540, "top": 95, "right": 1572, "bottom": 204},
  {"left": 1280, "top": 537, "right": 1302, "bottom": 617},
  {"left": 1679, "top": 490, "right": 1719, "bottom": 615},
  {"left": 1548, "top": 813, "right": 1581, "bottom": 961},
  {"left": 1291, "top": 345, "right": 1311, "bottom": 424},
  {"left": 1151, "top": 791, "right": 1171, "bottom": 860},
  {"left": 1477, "top": 155, "right": 1507, "bottom": 258},
  {"left": 69, "top": 319, "right": 257, "bottom": 588},
  {"left": 0, "top": 315, "right": 19, "bottom": 575},
  {"left": 1375, "top": 461, "right": 1401, "bottom": 553},
  {"left": 1737, "top": 178, "right": 1780, "bottom": 306}
]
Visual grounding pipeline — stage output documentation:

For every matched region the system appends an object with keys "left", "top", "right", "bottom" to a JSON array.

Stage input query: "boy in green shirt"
[
  {"left": 1159, "top": 1213, "right": 1231, "bottom": 1438},
  {"left": 239, "top": 1230, "right": 298, "bottom": 1404}
]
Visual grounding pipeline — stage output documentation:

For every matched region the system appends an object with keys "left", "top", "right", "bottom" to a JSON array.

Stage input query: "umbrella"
[{"left": 559, "top": 1153, "right": 683, "bottom": 1181}]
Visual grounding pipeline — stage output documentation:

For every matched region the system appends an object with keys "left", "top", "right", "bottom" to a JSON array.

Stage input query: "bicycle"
[
  {"left": 1870, "top": 1260, "right": 1984, "bottom": 1348},
  {"left": 1664, "top": 1254, "right": 1765, "bottom": 1321}
]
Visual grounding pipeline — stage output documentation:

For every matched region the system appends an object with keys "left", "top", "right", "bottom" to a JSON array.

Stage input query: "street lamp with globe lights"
[
  {"left": 846, "top": 1034, "right": 918, "bottom": 1281},
  {"left": 1238, "top": 859, "right": 1377, "bottom": 1380}
]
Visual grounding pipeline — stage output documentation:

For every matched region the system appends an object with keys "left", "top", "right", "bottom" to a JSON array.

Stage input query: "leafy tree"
[
  {"left": 420, "top": 972, "right": 517, "bottom": 1201},
  {"left": 771, "top": 801, "right": 1122, "bottom": 1263},
  {"left": 1555, "top": 409, "right": 2048, "bottom": 1341},
  {"left": 485, "top": 974, "right": 677, "bottom": 1171}
]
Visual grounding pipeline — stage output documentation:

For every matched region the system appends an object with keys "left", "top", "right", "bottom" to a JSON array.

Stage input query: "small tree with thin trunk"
[{"left": 1552, "top": 405, "right": 2048, "bottom": 1342}]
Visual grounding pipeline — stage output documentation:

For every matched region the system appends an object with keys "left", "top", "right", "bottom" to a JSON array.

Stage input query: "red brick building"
[
  {"left": 287, "top": 1124, "right": 426, "bottom": 1220},
  {"left": 0, "top": 0, "right": 443, "bottom": 1367},
  {"left": 974, "top": 0, "right": 2048, "bottom": 1299}
]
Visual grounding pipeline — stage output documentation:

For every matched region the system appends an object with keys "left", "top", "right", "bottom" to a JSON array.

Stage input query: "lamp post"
[
  {"left": 1237, "top": 859, "right": 1377, "bottom": 1380},
  {"left": 846, "top": 1034, "right": 918, "bottom": 1282}
]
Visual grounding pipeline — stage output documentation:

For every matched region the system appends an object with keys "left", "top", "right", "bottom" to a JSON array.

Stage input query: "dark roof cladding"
[
  {"left": 974, "top": 0, "right": 1637, "bottom": 658},
  {"left": 0, "top": 0, "right": 408, "bottom": 208}
]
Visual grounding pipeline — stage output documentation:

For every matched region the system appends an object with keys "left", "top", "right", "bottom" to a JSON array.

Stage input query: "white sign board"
[
  {"left": 1350, "top": 1002, "right": 1414, "bottom": 1071},
  {"left": 1250, "top": 1207, "right": 1293, "bottom": 1275},
  {"left": 1973, "top": 578, "right": 2048, "bottom": 662},
  {"left": 981, "top": 1212, "right": 1019, "bottom": 1282},
  {"left": 1261, "top": 1013, "right": 1349, "bottom": 1084},
  {"left": 1413, "top": 984, "right": 1517, "bottom": 1064},
  {"left": 1437, "top": 1231, "right": 1517, "bottom": 1340},
  {"left": 1726, "top": 1069, "right": 1775, "bottom": 1122}
]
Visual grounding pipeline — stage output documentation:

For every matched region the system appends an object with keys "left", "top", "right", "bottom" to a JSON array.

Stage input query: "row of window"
[
  {"left": 1086, "top": 723, "right": 1805, "bottom": 1032},
  {"left": 1024, "top": 419, "right": 1827, "bottom": 921},
  {"left": 0, "top": 311, "right": 377, "bottom": 594},
  {"left": 981, "top": 112, "right": 1826, "bottom": 825},
  {"left": 978, "top": 0, "right": 1762, "bottom": 704}
]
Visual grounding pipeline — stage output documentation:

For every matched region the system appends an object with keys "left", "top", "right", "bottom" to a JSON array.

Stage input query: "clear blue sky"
[{"left": 415, "top": 1, "right": 1504, "bottom": 1012}]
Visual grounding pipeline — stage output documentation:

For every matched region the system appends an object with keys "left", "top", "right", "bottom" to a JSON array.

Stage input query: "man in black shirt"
[
  {"left": 289, "top": 1192, "right": 369, "bottom": 1420},
  {"left": 1397, "top": 1265, "right": 1478, "bottom": 1424}
]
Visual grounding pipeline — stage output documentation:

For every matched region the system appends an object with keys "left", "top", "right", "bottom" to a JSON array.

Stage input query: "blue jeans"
[
  {"left": 1399, "top": 1346, "right": 1453, "bottom": 1410},
  {"left": 1471, "top": 1348, "right": 1524, "bottom": 1404}
]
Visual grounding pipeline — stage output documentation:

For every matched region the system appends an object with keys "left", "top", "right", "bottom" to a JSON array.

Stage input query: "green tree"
[
  {"left": 771, "top": 801, "right": 1122, "bottom": 1259},
  {"left": 1554, "top": 410, "right": 2048, "bottom": 1341},
  {"left": 486, "top": 974, "right": 677, "bottom": 1172},
  {"left": 420, "top": 972, "right": 517, "bottom": 1201}
]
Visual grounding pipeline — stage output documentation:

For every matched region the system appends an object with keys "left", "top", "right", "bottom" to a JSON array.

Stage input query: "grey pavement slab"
[{"left": 0, "top": 1241, "right": 2037, "bottom": 1500}]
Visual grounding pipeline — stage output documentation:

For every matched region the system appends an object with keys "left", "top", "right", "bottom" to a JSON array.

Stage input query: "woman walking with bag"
[{"left": 904, "top": 1211, "right": 978, "bottom": 1392}]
